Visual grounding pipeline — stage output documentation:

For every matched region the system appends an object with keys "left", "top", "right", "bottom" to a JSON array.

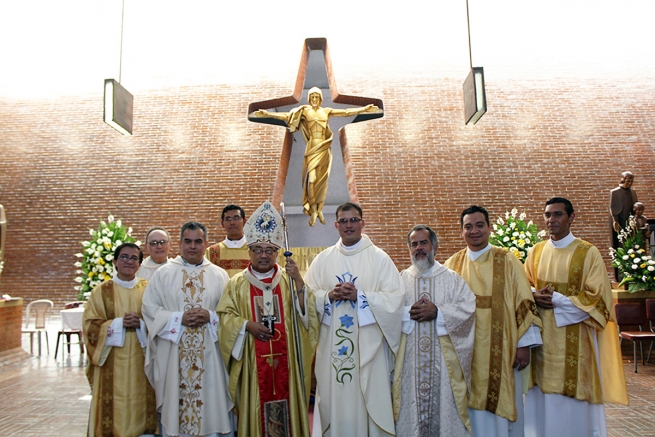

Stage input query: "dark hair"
[
  {"left": 180, "top": 221, "right": 209, "bottom": 241},
  {"left": 460, "top": 205, "right": 490, "bottom": 227},
  {"left": 144, "top": 226, "right": 170, "bottom": 243},
  {"left": 221, "top": 204, "right": 245, "bottom": 221},
  {"left": 545, "top": 197, "right": 574, "bottom": 215},
  {"left": 113, "top": 242, "right": 143, "bottom": 263},
  {"left": 407, "top": 225, "right": 439, "bottom": 247},
  {"left": 335, "top": 202, "right": 363, "bottom": 219}
]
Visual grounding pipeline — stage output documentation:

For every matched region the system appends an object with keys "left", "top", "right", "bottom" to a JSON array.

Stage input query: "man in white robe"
[
  {"left": 524, "top": 197, "right": 628, "bottom": 437},
  {"left": 393, "top": 225, "right": 476, "bottom": 437},
  {"left": 304, "top": 202, "right": 405, "bottom": 437},
  {"left": 143, "top": 221, "right": 234, "bottom": 437},
  {"left": 138, "top": 227, "right": 172, "bottom": 280}
]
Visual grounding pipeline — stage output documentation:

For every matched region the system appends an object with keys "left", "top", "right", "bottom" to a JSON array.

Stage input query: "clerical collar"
[
  {"left": 250, "top": 266, "right": 276, "bottom": 280},
  {"left": 223, "top": 236, "right": 246, "bottom": 248},
  {"left": 149, "top": 257, "right": 168, "bottom": 266},
  {"left": 549, "top": 232, "right": 576, "bottom": 249},
  {"left": 181, "top": 257, "right": 204, "bottom": 267},
  {"left": 340, "top": 237, "right": 363, "bottom": 251},
  {"left": 467, "top": 243, "right": 492, "bottom": 261},
  {"left": 112, "top": 273, "right": 139, "bottom": 289}
]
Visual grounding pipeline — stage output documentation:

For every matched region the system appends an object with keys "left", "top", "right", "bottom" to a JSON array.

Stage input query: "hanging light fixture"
[
  {"left": 104, "top": 0, "right": 133, "bottom": 135},
  {"left": 463, "top": 0, "right": 487, "bottom": 125}
]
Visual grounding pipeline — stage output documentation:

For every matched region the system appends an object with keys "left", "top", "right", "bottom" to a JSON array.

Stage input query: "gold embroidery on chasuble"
[
  {"left": 98, "top": 281, "right": 117, "bottom": 436},
  {"left": 485, "top": 249, "right": 506, "bottom": 414},
  {"left": 178, "top": 270, "right": 207, "bottom": 436},
  {"left": 413, "top": 275, "right": 437, "bottom": 432}
]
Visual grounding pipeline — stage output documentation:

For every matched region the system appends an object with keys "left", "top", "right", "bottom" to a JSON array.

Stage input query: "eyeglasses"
[
  {"left": 148, "top": 240, "right": 169, "bottom": 247},
  {"left": 224, "top": 216, "right": 242, "bottom": 222},
  {"left": 337, "top": 217, "right": 362, "bottom": 225},
  {"left": 543, "top": 211, "right": 566, "bottom": 219},
  {"left": 118, "top": 255, "right": 140, "bottom": 262},
  {"left": 250, "top": 248, "right": 278, "bottom": 256}
]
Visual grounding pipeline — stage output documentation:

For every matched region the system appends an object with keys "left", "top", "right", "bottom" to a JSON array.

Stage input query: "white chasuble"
[
  {"left": 394, "top": 263, "right": 476, "bottom": 437},
  {"left": 143, "top": 256, "right": 234, "bottom": 437},
  {"left": 304, "top": 235, "right": 405, "bottom": 437}
]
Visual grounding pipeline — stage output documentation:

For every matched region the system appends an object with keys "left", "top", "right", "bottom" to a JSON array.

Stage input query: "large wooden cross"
[{"left": 248, "top": 38, "right": 383, "bottom": 246}]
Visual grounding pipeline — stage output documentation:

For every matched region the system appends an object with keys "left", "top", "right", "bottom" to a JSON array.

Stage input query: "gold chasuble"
[
  {"left": 206, "top": 241, "right": 250, "bottom": 278},
  {"left": 218, "top": 265, "right": 319, "bottom": 437},
  {"left": 525, "top": 240, "right": 628, "bottom": 405},
  {"left": 445, "top": 247, "right": 541, "bottom": 422},
  {"left": 84, "top": 279, "right": 157, "bottom": 437}
]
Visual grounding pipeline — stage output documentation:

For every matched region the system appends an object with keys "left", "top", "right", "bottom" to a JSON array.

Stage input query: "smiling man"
[
  {"left": 137, "top": 227, "right": 172, "bottom": 280},
  {"left": 217, "top": 201, "right": 319, "bottom": 437},
  {"left": 524, "top": 197, "right": 627, "bottom": 437},
  {"left": 206, "top": 205, "right": 251, "bottom": 278},
  {"left": 304, "top": 202, "right": 405, "bottom": 437},
  {"left": 445, "top": 205, "right": 541, "bottom": 437},
  {"left": 83, "top": 243, "right": 157, "bottom": 437},
  {"left": 142, "top": 221, "right": 234, "bottom": 437},
  {"left": 393, "top": 225, "right": 476, "bottom": 437}
]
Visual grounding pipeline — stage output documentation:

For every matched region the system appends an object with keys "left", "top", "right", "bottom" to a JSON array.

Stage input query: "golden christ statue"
[{"left": 253, "top": 87, "right": 378, "bottom": 226}]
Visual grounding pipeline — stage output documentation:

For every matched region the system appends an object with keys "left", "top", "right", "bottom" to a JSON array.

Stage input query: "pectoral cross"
[
  {"left": 260, "top": 332, "right": 283, "bottom": 395},
  {"left": 261, "top": 314, "right": 277, "bottom": 335}
]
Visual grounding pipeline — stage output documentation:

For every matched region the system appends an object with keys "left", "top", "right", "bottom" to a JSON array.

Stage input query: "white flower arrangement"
[
  {"left": 74, "top": 214, "right": 140, "bottom": 300},
  {"left": 610, "top": 215, "right": 655, "bottom": 293},
  {"left": 490, "top": 208, "right": 546, "bottom": 264}
]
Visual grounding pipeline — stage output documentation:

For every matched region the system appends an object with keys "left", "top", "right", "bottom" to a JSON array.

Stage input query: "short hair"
[
  {"left": 545, "top": 197, "right": 574, "bottom": 215},
  {"left": 407, "top": 225, "right": 439, "bottom": 248},
  {"left": 460, "top": 205, "right": 489, "bottom": 227},
  {"left": 144, "top": 226, "right": 170, "bottom": 243},
  {"left": 180, "top": 221, "right": 208, "bottom": 241},
  {"left": 335, "top": 202, "right": 363, "bottom": 219},
  {"left": 634, "top": 202, "right": 645, "bottom": 209},
  {"left": 113, "top": 242, "right": 143, "bottom": 263},
  {"left": 221, "top": 204, "right": 245, "bottom": 221},
  {"left": 622, "top": 171, "right": 634, "bottom": 178}
]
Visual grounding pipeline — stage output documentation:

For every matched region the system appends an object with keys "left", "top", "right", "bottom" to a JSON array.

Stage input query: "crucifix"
[
  {"left": 248, "top": 38, "right": 384, "bottom": 245},
  {"left": 260, "top": 329, "right": 284, "bottom": 395}
]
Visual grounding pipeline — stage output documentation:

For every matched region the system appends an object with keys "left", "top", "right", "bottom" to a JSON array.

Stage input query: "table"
[
  {"left": 57, "top": 307, "right": 85, "bottom": 359},
  {"left": 61, "top": 307, "right": 84, "bottom": 331}
]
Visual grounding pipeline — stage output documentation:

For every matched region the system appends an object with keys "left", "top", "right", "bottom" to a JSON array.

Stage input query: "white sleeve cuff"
[
  {"left": 208, "top": 311, "right": 219, "bottom": 343},
  {"left": 517, "top": 324, "right": 543, "bottom": 348},
  {"left": 553, "top": 292, "right": 590, "bottom": 327},
  {"left": 402, "top": 305, "right": 415, "bottom": 334},
  {"left": 157, "top": 311, "right": 184, "bottom": 344},
  {"left": 357, "top": 291, "right": 376, "bottom": 327},
  {"left": 232, "top": 321, "right": 248, "bottom": 360},
  {"left": 135, "top": 319, "right": 148, "bottom": 348},
  {"left": 105, "top": 318, "right": 125, "bottom": 347},
  {"left": 435, "top": 310, "right": 448, "bottom": 336}
]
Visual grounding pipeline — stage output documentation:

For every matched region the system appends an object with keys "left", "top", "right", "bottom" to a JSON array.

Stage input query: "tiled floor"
[{"left": 1, "top": 319, "right": 654, "bottom": 437}]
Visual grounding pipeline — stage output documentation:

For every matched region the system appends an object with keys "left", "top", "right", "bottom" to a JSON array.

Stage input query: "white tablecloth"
[{"left": 61, "top": 307, "right": 84, "bottom": 331}]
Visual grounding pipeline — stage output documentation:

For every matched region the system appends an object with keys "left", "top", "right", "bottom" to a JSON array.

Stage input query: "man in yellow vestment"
[
  {"left": 394, "top": 225, "right": 476, "bottom": 437},
  {"left": 83, "top": 242, "right": 158, "bottom": 437},
  {"left": 205, "top": 204, "right": 251, "bottom": 277},
  {"left": 218, "top": 201, "right": 319, "bottom": 437},
  {"left": 445, "top": 205, "right": 542, "bottom": 437},
  {"left": 304, "top": 202, "right": 405, "bottom": 437},
  {"left": 524, "top": 197, "right": 628, "bottom": 437}
]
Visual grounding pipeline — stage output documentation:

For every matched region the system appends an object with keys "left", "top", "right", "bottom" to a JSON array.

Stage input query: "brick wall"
[
  {"left": 1, "top": 76, "right": 654, "bottom": 308},
  {"left": 0, "top": 302, "right": 23, "bottom": 352}
]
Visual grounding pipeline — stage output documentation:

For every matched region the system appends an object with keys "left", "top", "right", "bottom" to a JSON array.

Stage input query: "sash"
[{"left": 248, "top": 270, "right": 292, "bottom": 437}]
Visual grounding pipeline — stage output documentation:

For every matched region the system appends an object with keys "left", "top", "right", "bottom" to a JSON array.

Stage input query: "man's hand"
[
  {"left": 285, "top": 258, "right": 305, "bottom": 289},
  {"left": 514, "top": 346, "right": 530, "bottom": 371},
  {"left": 123, "top": 312, "right": 141, "bottom": 329},
  {"left": 409, "top": 296, "right": 438, "bottom": 323},
  {"left": 181, "top": 308, "right": 210, "bottom": 327},
  {"left": 534, "top": 285, "right": 554, "bottom": 309},
  {"left": 613, "top": 220, "right": 621, "bottom": 233},
  {"left": 246, "top": 321, "right": 273, "bottom": 342},
  {"left": 328, "top": 282, "right": 358, "bottom": 302}
]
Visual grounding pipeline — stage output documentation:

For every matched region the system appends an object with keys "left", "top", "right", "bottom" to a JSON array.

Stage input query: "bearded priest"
[{"left": 217, "top": 201, "right": 319, "bottom": 437}]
